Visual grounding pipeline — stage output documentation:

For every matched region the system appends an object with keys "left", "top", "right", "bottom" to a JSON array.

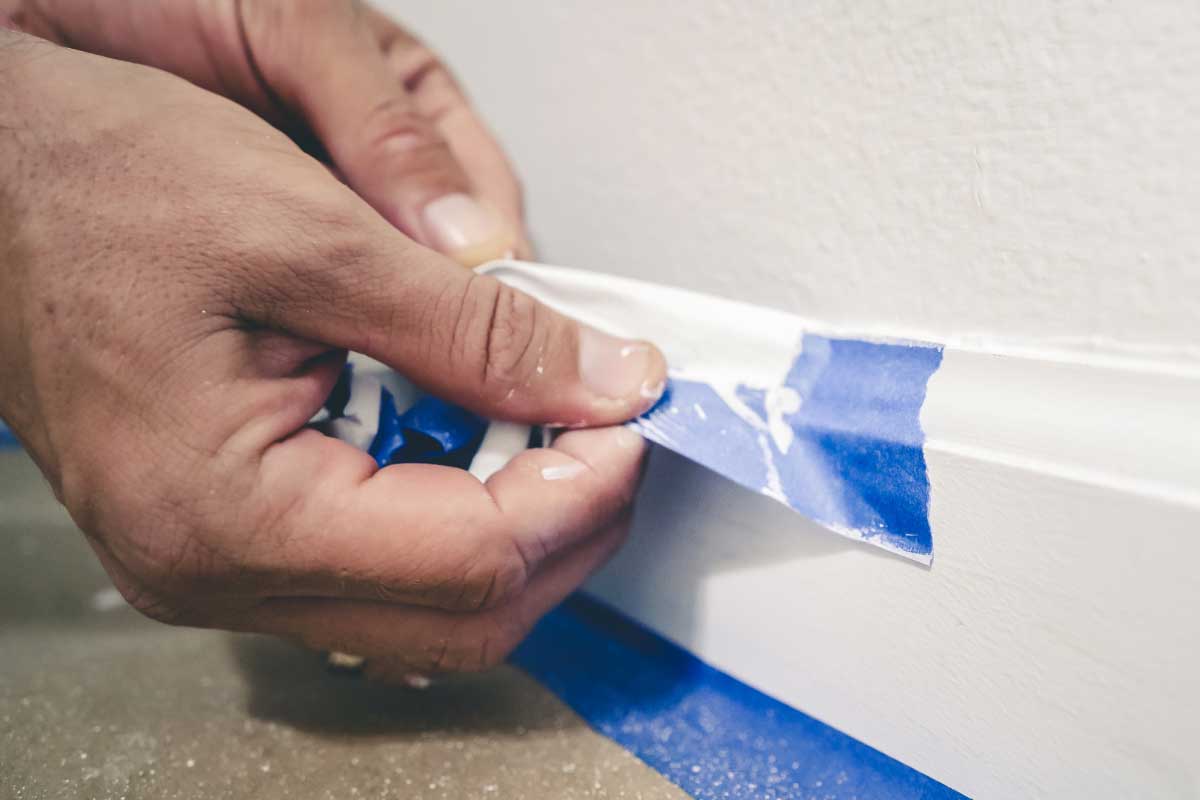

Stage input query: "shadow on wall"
[{"left": 586, "top": 446, "right": 921, "bottom": 647}]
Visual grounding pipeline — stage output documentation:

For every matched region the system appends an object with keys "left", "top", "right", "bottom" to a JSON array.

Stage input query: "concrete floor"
[{"left": 0, "top": 451, "right": 688, "bottom": 800}]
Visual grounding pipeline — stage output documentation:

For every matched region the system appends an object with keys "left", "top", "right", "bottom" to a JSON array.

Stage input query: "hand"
[
  {"left": 0, "top": 32, "right": 665, "bottom": 679},
  {"left": 8, "top": 0, "right": 530, "bottom": 265}
]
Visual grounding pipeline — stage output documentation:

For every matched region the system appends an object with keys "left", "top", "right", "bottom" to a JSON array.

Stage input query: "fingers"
[
  {"left": 242, "top": 215, "right": 665, "bottom": 425},
  {"left": 363, "top": 7, "right": 532, "bottom": 259},
  {"left": 239, "top": 2, "right": 516, "bottom": 266},
  {"left": 237, "top": 425, "right": 646, "bottom": 612},
  {"left": 241, "top": 513, "right": 631, "bottom": 676}
]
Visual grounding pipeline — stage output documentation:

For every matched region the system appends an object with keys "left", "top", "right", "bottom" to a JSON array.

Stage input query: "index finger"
[{"left": 364, "top": 6, "right": 531, "bottom": 258}]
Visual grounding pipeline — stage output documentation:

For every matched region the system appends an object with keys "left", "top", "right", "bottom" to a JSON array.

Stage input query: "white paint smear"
[{"left": 541, "top": 462, "right": 587, "bottom": 481}]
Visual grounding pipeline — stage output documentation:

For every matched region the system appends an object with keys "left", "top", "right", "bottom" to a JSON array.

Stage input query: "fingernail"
[
  {"left": 422, "top": 193, "right": 514, "bottom": 268},
  {"left": 578, "top": 328, "right": 666, "bottom": 407}
]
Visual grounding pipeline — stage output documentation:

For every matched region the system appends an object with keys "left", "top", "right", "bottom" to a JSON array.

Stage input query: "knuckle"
[
  {"left": 467, "top": 277, "right": 546, "bottom": 403},
  {"left": 359, "top": 95, "right": 449, "bottom": 168},
  {"left": 136, "top": 538, "right": 220, "bottom": 602},
  {"left": 453, "top": 540, "right": 530, "bottom": 613},
  {"left": 427, "top": 638, "right": 456, "bottom": 672},
  {"left": 473, "top": 619, "right": 527, "bottom": 671},
  {"left": 117, "top": 582, "right": 190, "bottom": 626},
  {"left": 255, "top": 179, "right": 375, "bottom": 267},
  {"left": 428, "top": 619, "right": 524, "bottom": 674},
  {"left": 112, "top": 500, "right": 243, "bottom": 615},
  {"left": 396, "top": 44, "right": 443, "bottom": 89},
  {"left": 230, "top": 195, "right": 383, "bottom": 329},
  {"left": 56, "top": 455, "right": 238, "bottom": 630}
]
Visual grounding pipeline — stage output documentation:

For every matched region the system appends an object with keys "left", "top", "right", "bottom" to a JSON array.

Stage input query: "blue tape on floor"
[
  {"left": 631, "top": 334, "right": 943, "bottom": 561},
  {"left": 513, "top": 595, "right": 967, "bottom": 800}
]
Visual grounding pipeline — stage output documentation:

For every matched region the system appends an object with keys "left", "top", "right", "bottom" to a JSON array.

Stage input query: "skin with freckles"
[
  {"left": 0, "top": 6, "right": 667, "bottom": 681},
  {"left": 6, "top": 0, "right": 530, "bottom": 265}
]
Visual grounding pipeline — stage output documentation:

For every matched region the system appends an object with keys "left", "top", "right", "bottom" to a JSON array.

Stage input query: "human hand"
[
  {"left": 8, "top": 0, "right": 530, "bottom": 265},
  {"left": 0, "top": 32, "right": 665, "bottom": 678}
]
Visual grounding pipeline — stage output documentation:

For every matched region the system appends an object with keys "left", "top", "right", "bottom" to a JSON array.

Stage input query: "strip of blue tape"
[
  {"left": 631, "top": 334, "right": 943, "bottom": 561},
  {"left": 513, "top": 595, "right": 967, "bottom": 800}
]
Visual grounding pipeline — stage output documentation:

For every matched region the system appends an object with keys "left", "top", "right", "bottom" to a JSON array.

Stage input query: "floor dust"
[{"left": 0, "top": 451, "right": 688, "bottom": 800}]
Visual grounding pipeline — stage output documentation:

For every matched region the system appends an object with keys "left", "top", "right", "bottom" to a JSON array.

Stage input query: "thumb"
[
  {"left": 245, "top": 3, "right": 515, "bottom": 267},
  {"left": 247, "top": 220, "right": 666, "bottom": 427}
]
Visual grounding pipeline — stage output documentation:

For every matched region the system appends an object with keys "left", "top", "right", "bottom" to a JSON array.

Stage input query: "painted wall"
[
  {"left": 382, "top": 3, "right": 1200, "bottom": 798},
  {"left": 386, "top": 0, "right": 1200, "bottom": 368}
]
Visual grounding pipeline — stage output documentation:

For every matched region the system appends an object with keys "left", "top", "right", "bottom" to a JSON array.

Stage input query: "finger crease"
[
  {"left": 431, "top": 638, "right": 451, "bottom": 672},
  {"left": 232, "top": 0, "right": 291, "bottom": 122},
  {"left": 477, "top": 571, "right": 499, "bottom": 611},
  {"left": 399, "top": 54, "right": 441, "bottom": 93},
  {"left": 477, "top": 636, "right": 491, "bottom": 671}
]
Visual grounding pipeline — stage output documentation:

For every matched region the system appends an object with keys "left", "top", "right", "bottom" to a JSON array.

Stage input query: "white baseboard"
[{"left": 587, "top": 343, "right": 1200, "bottom": 799}]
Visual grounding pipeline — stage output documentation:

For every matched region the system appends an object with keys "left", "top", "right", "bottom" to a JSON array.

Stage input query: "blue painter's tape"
[
  {"left": 514, "top": 595, "right": 967, "bottom": 800},
  {"left": 0, "top": 421, "right": 16, "bottom": 449},
  {"left": 367, "top": 387, "right": 410, "bottom": 467},
  {"left": 368, "top": 388, "right": 486, "bottom": 470},
  {"left": 631, "top": 334, "right": 943, "bottom": 561}
]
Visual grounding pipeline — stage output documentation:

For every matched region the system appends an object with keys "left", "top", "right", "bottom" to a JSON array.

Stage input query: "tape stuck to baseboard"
[
  {"left": 482, "top": 261, "right": 944, "bottom": 564},
  {"left": 311, "top": 261, "right": 943, "bottom": 564}
]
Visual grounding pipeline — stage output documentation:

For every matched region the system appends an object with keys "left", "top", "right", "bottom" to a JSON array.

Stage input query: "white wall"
[
  {"left": 386, "top": 0, "right": 1200, "bottom": 368},
  {"left": 382, "top": 3, "right": 1200, "bottom": 798}
]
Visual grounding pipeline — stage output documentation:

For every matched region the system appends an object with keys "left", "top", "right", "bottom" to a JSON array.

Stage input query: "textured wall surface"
[
  {"left": 386, "top": 0, "right": 1199, "bottom": 367},
  {"left": 380, "top": 3, "right": 1200, "bottom": 799}
]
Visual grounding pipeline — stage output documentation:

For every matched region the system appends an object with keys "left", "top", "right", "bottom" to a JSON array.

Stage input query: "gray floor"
[{"left": 0, "top": 451, "right": 687, "bottom": 800}]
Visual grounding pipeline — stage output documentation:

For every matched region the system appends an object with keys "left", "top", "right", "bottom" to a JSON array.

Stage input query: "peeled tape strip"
[
  {"left": 318, "top": 262, "right": 943, "bottom": 563},
  {"left": 633, "top": 334, "right": 941, "bottom": 561},
  {"left": 481, "top": 261, "right": 944, "bottom": 563}
]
